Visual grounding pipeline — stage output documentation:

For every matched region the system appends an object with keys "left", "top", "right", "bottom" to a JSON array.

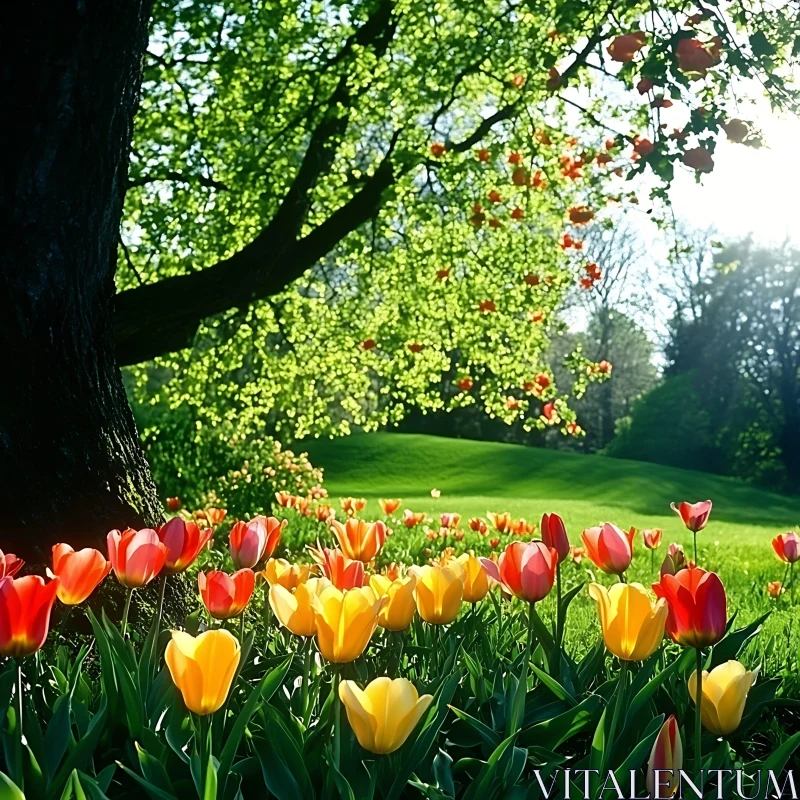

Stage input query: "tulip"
[
  {"left": 402, "top": 510, "right": 426, "bottom": 528},
  {"left": 688, "top": 661, "right": 756, "bottom": 736},
  {"left": 206, "top": 507, "right": 227, "bottom": 525},
  {"left": 166, "top": 496, "right": 182, "bottom": 511},
  {"left": 588, "top": 582, "right": 667, "bottom": 661},
  {"left": 642, "top": 529, "right": 663, "bottom": 550},
  {"left": 767, "top": 581, "right": 783, "bottom": 598},
  {"left": 480, "top": 541, "right": 557, "bottom": 603},
  {"left": 652, "top": 567, "right": 727, "bottom": 649},
  {"left": 488, "top": 511, "right": 511, "bottom": 533},
  {"left": 671, "top": 500, "right": 712, "bottom": 532},
  {"left": 0, "top": 576, "right": 59, "bottom": 657},
  {"left": 229, "top": 516, "right": 285, "bottom": 569},
  {"left": 0, "top": 550, "right": 24, "bottom": 579},
  {"left": 570, "top": 545, "right": 584, "bottom": 564},
  {"left": 541, "top": 513, "right": 570, "bottom": 563},
  {"left": 772, "top": 531, "right": 800, "bottom": 564},
  {"left": 313, "top": 547, "right": 365, "bottom": 591},
  {"left": 369, "top": 574, "right": 417, "bottom": 631},
  {"left": 262, "top": 558, "right": 311, "bottom": 591},
  {"left": 165, "top": 629, "right": 241, "bottom": 715},
  {"left": 440, "top": 513, "right": 461, "bottom": 529},
  {"left": 339, "top": 677, "right": 433, "bottom": 754},
  {"left": 330, "top": 518, "right": 388, "bottom": 563},
  {"left": 379, "top": 498, "right": 401, "bottom": 516},
  {"left": 647, "top": 715, "right": 683, "bottom": 798},
  {"left": 468, "top": 517, "right": 487, "bottom": 534},
  {"left": 311, "top": 585, "right": 386, "bottom": 662},
  {"left": 159, "top": 517, "right": 213, "bottom": 574},
  {"left": 198, "top": 569, "right": 255, "bottom": 620},
  {"left": 454, "top": 552, "right": 490, "bottom": 603},
  {"left": 411, "top": 563, "right": 464, "bottom": 625},
  {"left": 107, "top": 528, "right": 167, "bottom": 589},
  {"left": 340, "top": 497, "right": 367, "bottom": 515},
  {"left": 270, "top": 578, "right": 328, "bottom": 636},
  {"left": 48, "top": 544, "right": 110, "bottom": 605},
  {"left": 581, "top": 523, "right": 635, "bottom": 575}
]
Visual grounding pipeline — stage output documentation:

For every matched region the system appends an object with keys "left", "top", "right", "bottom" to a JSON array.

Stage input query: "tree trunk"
[{"left": 0, "top": 0, "right": 160, "bottom": 560}]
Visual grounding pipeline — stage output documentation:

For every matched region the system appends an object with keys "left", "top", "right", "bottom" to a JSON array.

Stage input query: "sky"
[{"left": 668, "top": 100, "right": 800, "bottom": 243}]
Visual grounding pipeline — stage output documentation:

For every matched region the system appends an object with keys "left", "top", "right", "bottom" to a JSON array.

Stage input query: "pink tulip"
[
  {"left": 772, "top": 532, "right": 800, "bottom": 564},
  {"left": 480, "top": 541, "right": 557, "bottom": 603},
  {"left": 581, "top": 523, "right": 635, "bottom": 575},
  {"left": 671, "top": 500, "right": 712, "bottom": 533}
]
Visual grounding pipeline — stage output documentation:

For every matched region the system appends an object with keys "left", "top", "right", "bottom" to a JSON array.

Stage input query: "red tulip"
[
  {"left": 581, "top": 523, "right": 635, "bottom": 575},
  {"left": 671, "top": 500, "right": 712, "bottom": 532},
  {"left": 0, "top": 550, "right": 24, "bottom": 580},
  {"left": 480, "top": 541, "right": 557, "bottom": 603},
  {"left": 198, "top": 569, "right": 255, "bottom": 619},
  {"left": 0, "top": 575, "right": 59, "bottom": 657},
  {"left": 652, "top": 567, "right": 727, "bottom": 648},
  {"left": 642, "top": 529, "right": 663, "bottom": 550},
  {"left": 49, "top": 544, "right": 110, "bottom": 605},
  {"left": 107, "top": 528, "right": 167, "bottom": 589},
  {"left": 772, "top": 532, "right": 800, "bottom": 564},
  {"left": 541, "top": 513, "right": 570, "bottom": 563},
  {"left": 166, "top": 497, "right": 182, "bottom": 511},
  {"left": 229, "top": 516, "right": 286, "bottom": 569},
  {"left": 159, "top": 518, "right": 213, "bottom": 574},
  {"left": 314, "top": 547, "right": 365, "bottom": 591},
  {"left": 440, "top": 513, "right": 461, "bottom": 530}
]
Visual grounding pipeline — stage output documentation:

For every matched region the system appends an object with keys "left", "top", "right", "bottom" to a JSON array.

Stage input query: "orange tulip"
[
  {"left": 198, "top": 569, "right": 255, "bottom": 619},
  {"left": 229, "top": 516, "right": 286, "bottom": 569},
  {"left": 581, "top": 523, "right": 635, "bottom": 575},
  {"left": 159, "top": 517, "right": 213, "bottom": 574},
  {"left": 0, "top": 550, "right": 24, "bottom": 579},
  {"left": 48, "top": 544, "right": 110, "bottom": 605},
  {"left": 488, "top": 512, "right": 511, "bottom": 533},
  {"left": 312, "top": 546, "right": 365, "bottom": 591},
  {"left": 402, "top": 510, "right": 426, "bottom": 528},
  {"left": 330, "top": 518, "right": 388, "bottom": 563},
  {"left": 379, "top": 499, "right": 401, "bottom": 515},
  {"left": 767, "top": 581, "right": 783, "bottom": 599},
  {"left": 107, "top": 528, "right": 167, "bottom": 589},
  {"left": 642, "top": 529, "right": 663, "bottom": 550},
  {"left": 0, "top": 575, "right": 59, "bottom": 657},
  {"left": 206, "top": 507, "right": 227, "bottom": 525}
]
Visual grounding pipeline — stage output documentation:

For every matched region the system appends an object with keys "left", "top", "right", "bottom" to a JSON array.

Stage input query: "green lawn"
[{"left": 303, "top": 432, "right": 800, "bottom": 676}]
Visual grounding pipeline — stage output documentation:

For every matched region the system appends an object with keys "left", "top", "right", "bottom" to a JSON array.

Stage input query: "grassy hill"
[
  {"left": 304, "top": 432, "right": 800, "bottom": 543},
  {"left": 303, "top": 433, "right": 800, "bottom": 671}
]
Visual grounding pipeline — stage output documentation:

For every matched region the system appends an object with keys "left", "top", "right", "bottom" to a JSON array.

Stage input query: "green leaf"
[
  {"left": 136, "top": 743, "right": 175, "bottom": 795},
  {"left": 254, "top": 707, "right": 313, "bottom": 800},
  {"left": 44, "top": 694, "right": 73, "bottom": 780},
  {"left": 529, "top": 663, "right": 576, "bottom": 706},
  {"left": 519, "top": 694, "right": 602, "bottom": 749},
  {"left": 0, "top": 771, "right": 25, "bottom": 800},
  {"left": 114, "top": 761, "right": 178, "bottom": 800},
  {"left": 710, "top": 613, "right": 769, "bottom": 667},
  {"left": 448, "top": 707, "right": 500, "bottom": 749},
  {"left": 461, "top": 731, "right": 518, "bottom": 800},
  {"left": 218, "top": 656, "right": 291, "bottom": 795},
  {"left": 203, "top": 756, "right": 217, "bottom": 800}
]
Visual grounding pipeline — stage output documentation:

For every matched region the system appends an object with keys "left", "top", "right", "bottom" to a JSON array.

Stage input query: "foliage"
[
  {"left": 610, "top": 239, "right": 800, "bottom": 490},
  {"left": 121, "top": 0, "right": 800, "bottom": 467}
]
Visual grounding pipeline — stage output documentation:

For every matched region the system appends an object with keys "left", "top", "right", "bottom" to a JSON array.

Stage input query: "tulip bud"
[
  {"left": 642, "top": 529, "right": 663, "bottom": 550},
  {"left": 480, "top": 541, "right": 557, "bottom": 603},
  {"left": 107, "top": 528, "right": 167, "bottom": 589},
  {"left": 670, "top": 500, "right": 712, "bottom": 533},
  {"left": 159, "top": 517, "right": 213, "bottom": 574},
  {"left": 339, "top": 677, "right": 433, "bottom": 754},
  {"left": 647, "top": 715, "right": 682, "bottom": 798},
  {"left": 541, "top": 513, "right": 570, "bottom": 563},
  {"left": 581, "top": 523, "right": 635, "bottom": 575},
  {"left": 688, "top": 661, "right": 757, "bottom": 735},
  {"left": 411, "top": 563, "right": 464, "bottom": 624},
  {"left": 199, "top": 569, "right": 255, "bottom": 619},
  {"left": 588, "top": 582, "right": 667, "bottom": 661},
  {"left": 165, "top": 630, "right": 240, "bottom": 715}
]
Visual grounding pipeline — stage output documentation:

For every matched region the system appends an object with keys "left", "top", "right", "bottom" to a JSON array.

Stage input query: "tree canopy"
[{"left": 120, "top": 0, "right": 800, "bottom": 462}]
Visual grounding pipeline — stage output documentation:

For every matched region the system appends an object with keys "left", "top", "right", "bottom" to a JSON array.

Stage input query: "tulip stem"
[
  {"left": 555, "top": 563, "right": 563, "bottom": 647},
  {"left": 14, "top": 660, "right": 23, "bottom": 783},
  {"left": 650, "top": 549, "right": 655, "bottom": 573},
  {"left": 121, "top": 589, "right": 133, "bottom": 637},
  {"left": 508, "top": 602, "right": 536, "bottom": 735},
  {"left": 695, "top": 647, "right": 703, "bottom": 776},
  {"left": 239, "top": 610, "right": 245, "bottom": 642},
  {"left": 692, "top": 532, "right": 697, "bottom": 566},
  {"left": 301, "top": 639, "right": 313, "bottom": 724},
  {"left": 605, "top": 659, "right": 628, "bottom": 771},
  {"left": 333, "top": 666, "right": 342, "bottom": 769}
]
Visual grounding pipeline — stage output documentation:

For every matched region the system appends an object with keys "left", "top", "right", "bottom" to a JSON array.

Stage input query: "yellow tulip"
[
  {"left": 311, "top": 585, "right": 387, "bottom": 663},
  {"left": 262, "top": 558, "right": 311, "bottom": 591},
  {"left": 269, "top": 578, "right": 328, "bottom": 637},
  {"left": 411, "top": 563, "right": 464, "bottom": 625},
  {"left": 369, "top": 574, "right": 417, "bottom": 631},
  {"left": 453, "top": 552, "right": 490, "bottom": 603},
  {"left": 339, "top": 677, "right": 433, "bottom": 754},
  {"left": 588, "top": 582, "right": 667, "bottom": 661},
  {"left": 165, "top": 629, "right": 240, "bottom": 715},
  {"left": 688, "top": 660, "right": 757, "bottom": 736}
]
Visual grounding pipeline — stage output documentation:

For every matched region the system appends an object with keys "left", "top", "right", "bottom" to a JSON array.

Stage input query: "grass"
[{"left": 303, "top": 432, "right": 800, "bottom": 679}]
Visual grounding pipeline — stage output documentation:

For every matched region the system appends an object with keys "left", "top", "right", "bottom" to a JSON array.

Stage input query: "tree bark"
[{"left": 0, "top": 0, "right": 160, "bottom": 559}]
